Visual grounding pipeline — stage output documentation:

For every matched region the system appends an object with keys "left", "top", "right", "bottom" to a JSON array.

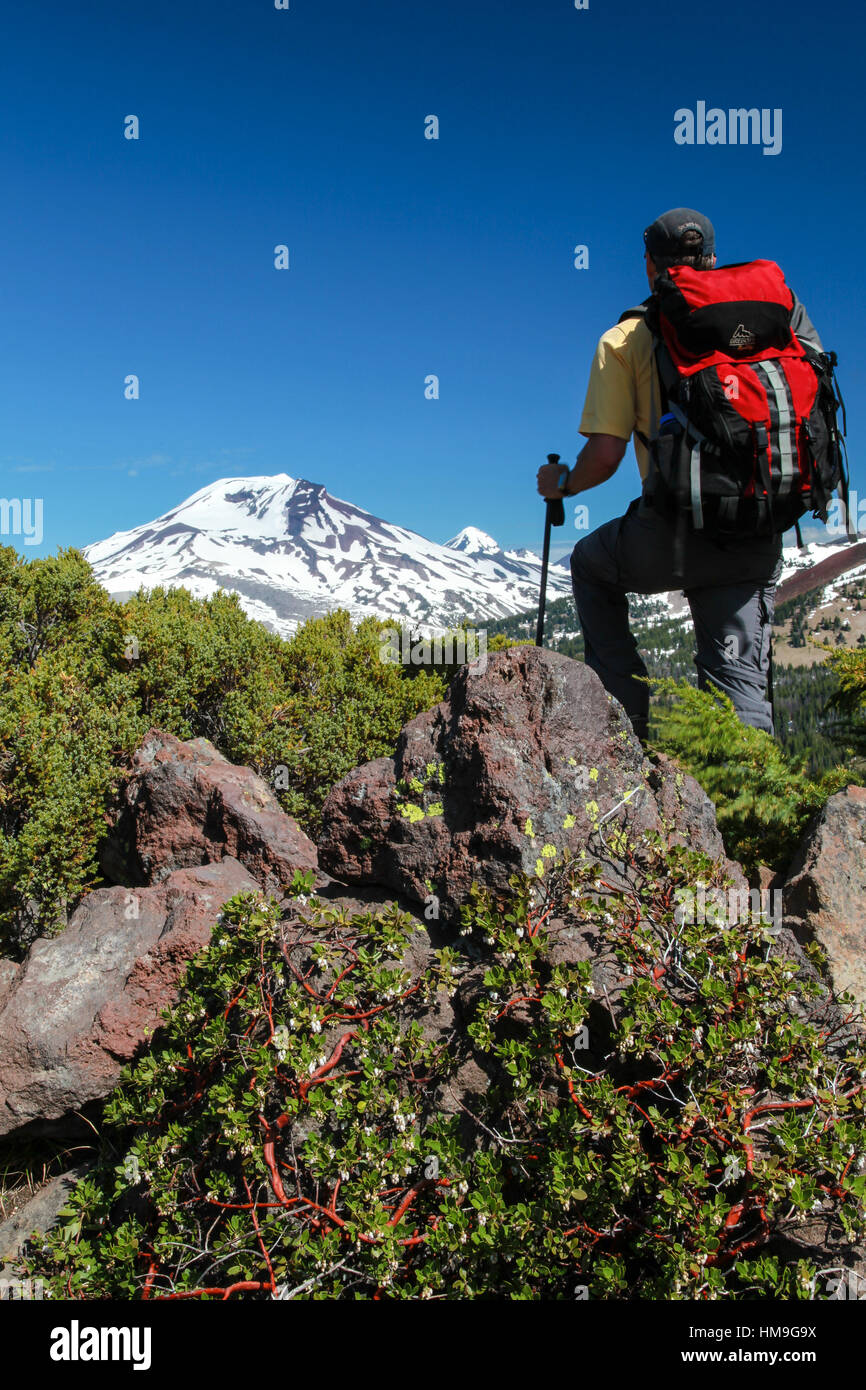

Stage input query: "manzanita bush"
[{"left": 27, "top": 824, "right": 866, "bottom": 1300}]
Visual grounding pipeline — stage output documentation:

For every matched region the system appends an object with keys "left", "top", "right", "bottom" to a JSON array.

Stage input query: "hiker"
[{"left": 536, "top": 207, "right": 838, "bottom": 743}]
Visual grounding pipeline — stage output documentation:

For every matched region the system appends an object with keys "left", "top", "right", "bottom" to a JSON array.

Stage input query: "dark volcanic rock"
[
  {"left": 318, "top": 646, "right": 741, "bottom": 922},
  {"left": 0, "top": 859, "right": 259, "bottom": 1138},
  {"left": 0, "top": 1164, "right": 93, "bottom": 1265},
  {"left": 100, "top": 728, "right": 318, "bottom": 893},
  {"left": 782, "top": 785, "right": 866, "bottom": 1008}
]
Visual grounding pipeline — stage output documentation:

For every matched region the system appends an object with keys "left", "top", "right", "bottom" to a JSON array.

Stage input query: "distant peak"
[{"left": 445, "top": 526, "right": 502, "bottom": 555}]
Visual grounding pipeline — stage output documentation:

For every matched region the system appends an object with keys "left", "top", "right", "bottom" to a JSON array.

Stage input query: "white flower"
[{"left": 559, "top": 987, "right": 568, "bottom": 997}]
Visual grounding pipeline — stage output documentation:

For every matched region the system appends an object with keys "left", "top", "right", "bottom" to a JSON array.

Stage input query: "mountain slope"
[{"left": 776, "top": 538, "right": 866, "bottom": 605}]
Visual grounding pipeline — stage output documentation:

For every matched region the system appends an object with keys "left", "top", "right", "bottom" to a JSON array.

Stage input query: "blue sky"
[{"left": 2, "top": 0, "right": 863, "bottom": 561}]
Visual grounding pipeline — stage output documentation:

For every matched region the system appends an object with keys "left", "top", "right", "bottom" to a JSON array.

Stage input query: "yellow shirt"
[{"left": 578, "top": 315, "right": 660, "bottom": 481}]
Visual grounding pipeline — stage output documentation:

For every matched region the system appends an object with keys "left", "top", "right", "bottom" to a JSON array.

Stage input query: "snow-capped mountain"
[
  {"left": 83, "top": 474, "right": 572, "bottom": 637},
  {"left": 445, "top": 526, "right": 503, "bottom": 557}
]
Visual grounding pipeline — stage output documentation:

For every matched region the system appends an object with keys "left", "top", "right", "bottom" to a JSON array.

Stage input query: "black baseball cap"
[{"left": 644, "top": 208, "right": 715, "bottom": 261}]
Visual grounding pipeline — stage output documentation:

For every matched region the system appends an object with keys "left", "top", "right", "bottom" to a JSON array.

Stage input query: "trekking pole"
[
  {"left": 767, "top": 633, "right": 776, "bottom": 732},
  {"left": 535, "top": 453, "right": 568, "bottom": 647}
]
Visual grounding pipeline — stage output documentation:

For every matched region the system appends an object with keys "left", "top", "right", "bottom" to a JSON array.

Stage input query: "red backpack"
[{"left": 620, "top": 260, "right": 850, "bottom": 541}]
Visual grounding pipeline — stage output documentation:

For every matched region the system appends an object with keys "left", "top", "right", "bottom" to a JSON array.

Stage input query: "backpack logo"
[{"left": 729, "top": 322, "right": 757, "bottom": 350}]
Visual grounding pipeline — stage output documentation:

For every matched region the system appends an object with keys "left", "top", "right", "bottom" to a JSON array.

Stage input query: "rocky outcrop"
[
  {"left": 318, "top": 646, "right": 742, "bottom": 921},
  {"left": 100, "top": 728, "right": 318, "bottom": 894},
  {"left": 3, "top": 656, "right": 866, "bottom": 1292},
  {"left": 782, "top": 785, "right": 866, "bottom": 1008},
  {"left": 0, "top": 859, "right": 259, "bottom": 1137}
]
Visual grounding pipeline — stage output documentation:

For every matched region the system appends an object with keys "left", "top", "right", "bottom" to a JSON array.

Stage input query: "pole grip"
[{"left": 546, "top": 452, "right": 566, "bottom": 526}]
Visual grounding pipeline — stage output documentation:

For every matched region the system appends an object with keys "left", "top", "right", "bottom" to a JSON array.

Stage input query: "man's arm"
[{"left": 537, "top": 433, "right": 627, "bottom": 499}]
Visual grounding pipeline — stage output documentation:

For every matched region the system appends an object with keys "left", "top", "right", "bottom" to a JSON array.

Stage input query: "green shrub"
[
  {"left": 0, "top": 548, "right": 446, "bottom": 953},
  {"left": 822, "top": 645, "right": 866, "bottom": 758},
  {"left": 0, "top": 548, "right": 142, "bottom": 945},
  {"left": 27, "top": 829, "right": 866, "bottom": 1300},
  {"left": 648, "top": 679, "right": 854, "bottom": 875}
]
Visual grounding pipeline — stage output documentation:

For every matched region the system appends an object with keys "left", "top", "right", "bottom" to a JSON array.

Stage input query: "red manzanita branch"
[
  {"left": 243, "top": 1176, "right": 276, "bottom": 1294},
  {"left": 298, "top": 1030, "right": 357, "bottom": 1101},
  {"left": 326, "top": 963, "right": 358, "bottom": 1000},
  {"left": 554, "top": 1051, "right": 594, "bottom": 1122},
  {"left": 495, "top": 993, "right": 543, "bottom": 1022},
  {"left": 141, "top": 1258, "right": 159, "bottom": 1300},
  {"left": 156, "top": 1280, "right": 273, "bottom": 1300},
  {"left": 324, "top": 979, "right": 423, "bottom": 1025}
]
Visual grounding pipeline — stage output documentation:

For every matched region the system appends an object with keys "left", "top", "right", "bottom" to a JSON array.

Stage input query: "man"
[{"left": 536, "top": 207, "right": 823, "bottom": 742}]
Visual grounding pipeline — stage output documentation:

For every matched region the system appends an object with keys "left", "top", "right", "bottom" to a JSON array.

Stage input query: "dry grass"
[{"left": 0, "top": 1136, "right": 97, "bottom": 1227}]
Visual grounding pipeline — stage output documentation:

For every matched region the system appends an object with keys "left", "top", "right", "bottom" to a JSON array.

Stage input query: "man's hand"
[
  {"left": 537, "top": 434, "right": 628, "bottom": 501},
  {"left": 537, "top": 462, "right": 571, "bottom": 499}
]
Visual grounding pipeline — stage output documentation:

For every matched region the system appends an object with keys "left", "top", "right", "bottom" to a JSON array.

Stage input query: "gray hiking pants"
[{"left": 570, "top": 495, "right": 784, "bottom": 740}]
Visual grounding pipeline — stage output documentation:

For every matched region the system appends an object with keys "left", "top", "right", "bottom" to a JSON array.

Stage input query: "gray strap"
[
  {"left": 690, "top": 443, "right": 704, "bottom": 529},
  {"left": 756, "top": 361, "right": 796, "bottom": 496},
  {"left": 668, "top": 399, "right": 708, "bottom": 444}
]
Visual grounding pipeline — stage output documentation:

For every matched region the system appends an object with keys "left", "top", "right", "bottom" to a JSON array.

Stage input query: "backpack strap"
[
  {"left": 618, "top": 297, "right": 666, "bottom": 447},
  {"left": 827, "top": 351, "right": 856, "bottom": 541}
]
